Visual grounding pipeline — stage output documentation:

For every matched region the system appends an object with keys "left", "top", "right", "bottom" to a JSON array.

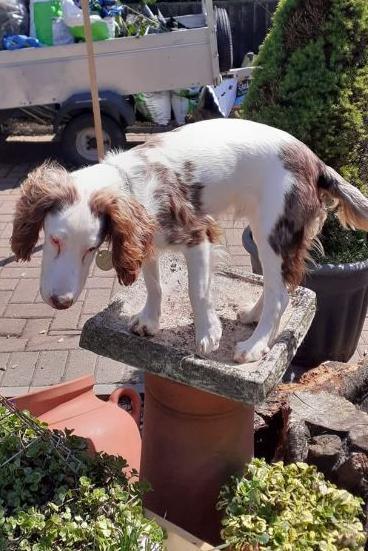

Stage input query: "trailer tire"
[
  {"left": 215, "top": 8, "right": 233, "bottom": 73},
  {"left": 61, "top": 113, "right": 126, "bottom": 167}
]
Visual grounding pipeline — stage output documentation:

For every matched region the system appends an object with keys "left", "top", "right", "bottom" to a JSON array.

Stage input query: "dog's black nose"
[{"left": 50, "top": 294, "right": 73, "bottom": 310}]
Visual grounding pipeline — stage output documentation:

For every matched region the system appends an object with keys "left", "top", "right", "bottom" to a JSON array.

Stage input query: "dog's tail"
[{"left": 318, "top": 165, "right": 368, "bottom": 231}]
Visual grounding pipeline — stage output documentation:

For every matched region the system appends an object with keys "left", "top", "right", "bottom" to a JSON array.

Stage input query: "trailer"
[{"left": 0, "top": 0, "right": 242, "bottom": 165}]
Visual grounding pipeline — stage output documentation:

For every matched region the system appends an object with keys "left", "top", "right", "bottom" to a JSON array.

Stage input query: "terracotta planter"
[
  {"left": 242, "top": 226, "right": 368, "bottom": 368},
  {"left": 15, "top": 375, "right": 142, "bottom": 473},
  {"left": 141, "top": 373, "right": 254, "bottom": 545}
]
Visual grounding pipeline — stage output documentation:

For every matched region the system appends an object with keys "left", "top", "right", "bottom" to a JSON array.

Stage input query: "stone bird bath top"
[{"left": 80, "top": 254, "right": 316, "bottom": 405}]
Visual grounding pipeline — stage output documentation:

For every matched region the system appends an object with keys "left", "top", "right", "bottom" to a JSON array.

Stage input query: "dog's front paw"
[
  {"left": 195, "top": 314, "right": 222, "bottom": 355},
  {"left": 234, "top": 339, "right": 269, "bottom": 363},
  {"left": 128, "top": 310, "right": 160, "bottom": 337}
]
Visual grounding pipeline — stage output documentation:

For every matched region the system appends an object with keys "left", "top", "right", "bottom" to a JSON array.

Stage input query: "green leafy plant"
[
  {"left": 217, "top": 459, "right": 366, "bottom": 551},
  {"left": 243, "top": 0, "right": 368, "bottom": 264},
  {"left": 0, "top": 407, "right": 165, "bottom": 550}
]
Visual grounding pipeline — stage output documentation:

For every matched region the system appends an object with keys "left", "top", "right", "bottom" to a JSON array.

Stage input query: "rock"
[
  {"left": 360, "top": 395, "right": 368, "bottom": 413},
  {"left": 335, "top": 453, "right": 368, "bottom": 496},
  {"left": 254, "top": 360, "right": 368, "bottom": 460},
  {"left": 287, "top": 391, "right": 368, "bottom": 436},
  {"left": 307, "top": 434, "right": 344, "bottom": 474},
  {"left": 283, "top": 391, "right": 368, "bottom": 497},
  {"left": 258, "top": 359, "right": 368, "bottom": 416},
  {"left": 254, "top": 412, "right": 266, "bottom": 432},
  {"left": 253, "top": 368, "right": 368, "bottom": 500},
  {"left": 293, "top": 360, "right": 368, "bottom": 404}
]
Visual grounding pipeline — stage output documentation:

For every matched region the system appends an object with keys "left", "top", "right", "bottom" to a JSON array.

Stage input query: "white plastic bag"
[
  {"left": 51, "top": 17, "right": 74, "bottom": 44},
  {"left": 135, "top": 91, "right": 171, "bottom": 125},
  {"left": 62, "top": 0, "right": 114, "bottom": 41},
  {"left": 171, "top": 93, "right": 189, "bottom": 125}
]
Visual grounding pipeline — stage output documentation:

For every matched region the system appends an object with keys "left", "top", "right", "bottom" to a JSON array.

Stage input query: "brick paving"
[{"left": 0, "top": 133, "right": 366, "bottom": 397}]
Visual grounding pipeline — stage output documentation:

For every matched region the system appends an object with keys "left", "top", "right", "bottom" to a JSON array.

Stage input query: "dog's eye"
[
  {"left": 51, "top": 237, "right": 60, "bottom": 247},
  {"left": 87, "top": 247, "right": 96, "bottom": 253},
  {"left": 50, "top": 237, "right": 61, "bottom": 256}
]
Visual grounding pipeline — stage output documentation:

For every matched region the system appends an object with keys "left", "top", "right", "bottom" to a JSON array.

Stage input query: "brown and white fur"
[{"left": 10, "top": 119, "right": 368, "bottom": 363}]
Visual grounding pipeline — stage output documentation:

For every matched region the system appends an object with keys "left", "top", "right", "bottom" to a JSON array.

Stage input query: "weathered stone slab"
[{"left": 80, "top": 254, "right": 315, "bottom": 405}]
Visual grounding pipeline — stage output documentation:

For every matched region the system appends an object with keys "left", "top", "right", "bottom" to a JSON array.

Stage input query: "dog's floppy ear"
[
  {"left": 11, "top": 162, "right": 78, "bottom": 261},
  {"left": 90, "top": 188, "right": 155, "bottom": 286}
]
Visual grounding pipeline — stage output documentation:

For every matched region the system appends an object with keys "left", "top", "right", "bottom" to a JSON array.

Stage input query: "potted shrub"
[
  {"left": 217, "top": 459, "right": 366, "bottom": 550},
  {"left": 241, "top": 0, "right": 368, "bottom": 367}
]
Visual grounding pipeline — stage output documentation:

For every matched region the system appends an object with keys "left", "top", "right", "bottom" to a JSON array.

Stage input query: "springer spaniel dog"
[{"left": 10, "top": 119, "right": 368, "bottom": 363}]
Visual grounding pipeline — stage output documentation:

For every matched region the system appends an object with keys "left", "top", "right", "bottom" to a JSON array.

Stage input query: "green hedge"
[{"left": 243, "top": 0, "right": 368, "bottom": 262}]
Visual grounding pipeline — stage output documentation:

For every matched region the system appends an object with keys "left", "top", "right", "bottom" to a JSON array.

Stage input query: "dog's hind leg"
[
  {"left": 237, "top": 292, "right": 263, "bottom": 325},
  {"left": 128, "top": 256, "right": 162, "bottom": 336},
  {"left": 183, "top": 240, "right": 222, "bottom": 354},
  {"left": 234, "top": 233, "right": 288, "bottom": 363}
]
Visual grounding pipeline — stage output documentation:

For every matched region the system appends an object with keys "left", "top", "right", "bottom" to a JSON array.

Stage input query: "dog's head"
[{"left": 11, "top": 162, "right": 155, "bottom": 310}]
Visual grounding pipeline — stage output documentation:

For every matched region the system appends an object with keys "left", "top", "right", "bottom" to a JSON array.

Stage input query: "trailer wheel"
[
  {"left": 61, "top": 113, "right": 126, "bottom": 167},
  {"left": 215, "top": 8, "right": 233, "bottom": 73}
]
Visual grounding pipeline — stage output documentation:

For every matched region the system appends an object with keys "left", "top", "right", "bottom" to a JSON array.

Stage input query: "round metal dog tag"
[{"left": 96, "top": 249, "right": 113, "bottom": 271}]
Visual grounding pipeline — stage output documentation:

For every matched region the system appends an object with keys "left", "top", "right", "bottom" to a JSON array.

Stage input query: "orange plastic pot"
[{"left": 15, "top": 375, "right": 142, "bottom": 473}]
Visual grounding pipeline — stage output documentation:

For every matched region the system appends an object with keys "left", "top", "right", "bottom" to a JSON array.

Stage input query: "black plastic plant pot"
[{"left": 242, "top": 226, "right": 368, "bottom": 368}]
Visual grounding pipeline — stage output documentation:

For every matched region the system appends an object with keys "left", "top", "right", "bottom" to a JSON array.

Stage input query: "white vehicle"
[{"left": 0, "top": 0, "right": 243, "bottom": 165}]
